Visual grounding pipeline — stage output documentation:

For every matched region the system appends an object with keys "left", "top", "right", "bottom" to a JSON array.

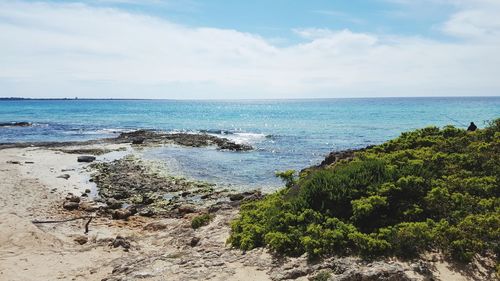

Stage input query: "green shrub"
[
  {"left": 310, "top": 271, "right": 331, "bottom": 281},
  {"left": 229, "top": 118, "right": 500, "bottom": 264},
  {"left": 191, "top": 214, "right": 214, "bottom": 229}
]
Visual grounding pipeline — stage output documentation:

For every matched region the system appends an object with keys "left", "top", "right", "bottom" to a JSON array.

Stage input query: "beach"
[{"left": 0, "top": 131, "right": 490, "bottom": 281}]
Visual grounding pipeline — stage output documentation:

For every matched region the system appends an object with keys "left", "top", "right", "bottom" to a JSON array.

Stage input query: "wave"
[
  {"left": 199, "top": 129, "right": 234, "bottom": 135},
  {"left": 194, "top": 128, "right": 277, "bottom": 144},
  {"left": 226, "top": 132, "right": 268, "bottom": 144},
  {"left": 62, "top": 128, "right": 135, "bottom": 135}
]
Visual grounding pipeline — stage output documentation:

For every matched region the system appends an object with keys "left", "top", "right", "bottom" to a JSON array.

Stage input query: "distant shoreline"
[{"left": 1, "top": 96, "right": 499, "bottom": 101}]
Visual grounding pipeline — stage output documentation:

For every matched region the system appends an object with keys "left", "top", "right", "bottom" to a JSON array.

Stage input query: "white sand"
[{"left": 0, "top": 145, "right": 273, "bottom": 281}]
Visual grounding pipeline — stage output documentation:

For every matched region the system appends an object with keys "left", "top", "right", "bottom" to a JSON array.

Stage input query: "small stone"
[
  {"left": 84, "top": 189, "right": 91, "bottom": 193},
  {"left": 77, "top": 156, "right": 96, "bottom": 163},
  {"left": 65, "top": 194, "right": 81, "bottom": 203},
  {"left": 178, "top": 204, "right": 196, "bottom": 215},
  {"left": 111, "top": 235, "right": 130, "bottom": 249},
  {"left": 79, "top": 201, "right": 103, "bottom": 212},
  {"left": 229, "top": 193, "right": 244, "bottom": 201},
  {"left": 106, "top": 198, "right": 122, "bottom": 209},
  {"left": 57, "top": 174, "right": 70, "bottom": 180},
  {"left": 63, "top": 201, "right": 79, "bottom": 210},
  {"left": 74, "top": 235, "right": 88, "bottom": 245},
  {"left": 137, "top": 209, "right": 155, "bottom": 217},
  {"left": 190, "top": 237, "right": 200, "bottom": 247},
  {"left": 131, "top": 138, "right": 145, "bottom": 145},
  {"left": 143, "top": 221, "right": 168, "bottom": 231},
  {"left": 112, "top": 209, "right": 132, "bottom": 220}
]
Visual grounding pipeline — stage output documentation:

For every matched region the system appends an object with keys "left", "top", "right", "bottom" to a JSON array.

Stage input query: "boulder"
[{"left": 77, "top": 156, "right": 96, "bottom": 163}]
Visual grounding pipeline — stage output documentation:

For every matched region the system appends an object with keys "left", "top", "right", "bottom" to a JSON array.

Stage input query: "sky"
[{"left": 1, "top": 0, "right": 500, "bottom": 99}]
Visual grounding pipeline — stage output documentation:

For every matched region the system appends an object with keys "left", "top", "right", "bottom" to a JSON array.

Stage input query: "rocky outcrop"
[
  {"left": 0, "top": 121, "right": 31, "bottom": 127},
  {"left": 117, "top": 130, "right": 253, "bottom": 151},
  {"left": 270, "top": 256, "right": 415, "bottom": 281},
  {"left": 88, "top": 156, "right": 251, "bottom": 219},
  {"left": 0, "top": 129, "right": 253, "bottom": 152}
]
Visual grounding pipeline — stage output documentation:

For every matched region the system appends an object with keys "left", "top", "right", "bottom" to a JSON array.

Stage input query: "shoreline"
[{"left": 0, "top": 132, "right": 488, "bottom": 281}]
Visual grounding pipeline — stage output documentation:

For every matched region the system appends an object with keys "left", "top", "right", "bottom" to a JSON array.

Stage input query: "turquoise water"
[{"left": 1, "top": 97, "right": 499, "bottom": 190}]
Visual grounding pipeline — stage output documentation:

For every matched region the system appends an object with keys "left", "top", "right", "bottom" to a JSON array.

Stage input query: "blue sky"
[
  {"left": 1, "top": 0, "right": 499, "bottom": 98},
  {"left": 45, "top": 0, "right": 456, "bottom": 42}
]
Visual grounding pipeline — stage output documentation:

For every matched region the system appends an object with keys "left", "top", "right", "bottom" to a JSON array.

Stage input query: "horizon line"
[{"left": 1, "top": 95, "right": 500, "bottom": 101}]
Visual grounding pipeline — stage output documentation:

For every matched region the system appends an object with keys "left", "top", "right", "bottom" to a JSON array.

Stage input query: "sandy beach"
[
  {"left": 0, "top": 135, "right": 494, "bottom": 281},
  {"left": 0, "top": 142, "right": 277, "bottom": 281}
]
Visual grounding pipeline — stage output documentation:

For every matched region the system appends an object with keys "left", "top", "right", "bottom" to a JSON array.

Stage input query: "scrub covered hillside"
[{"left": 229, "top": 119, "right": 500, "bottom": 266}]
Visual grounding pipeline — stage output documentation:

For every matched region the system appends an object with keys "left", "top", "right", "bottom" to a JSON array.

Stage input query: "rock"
[
  {"left": 143, "top": 221, "right": 168, "bottom": 231},
  {"left": 137, "top": 208, "right": 155, "bottom": 217},
  {"left": 141, "top": 195, "right": 154, "bottom": 205},
  {"left": 178, "top": 204, "right": 197, "bottom": 215},
  {"left": 229, "top": 190, "right": 263, "bottom": 202},
  {"left": 229, "top": 193, "right": 244, "bottom": 201},
  {"left": 65, "top": 194, "right": 81, "bottom": 203},
  {"left": 24, "top": 161, "right": 34, "bottom": 164},
  {"left": 84, "top": 189, "right": 91, "bottom": 193},
  {"left": 132, "top": 272, "right": 154, "bottom": 279},
  {"left": 410, "top": 261, "right": 432, "bottom": 276},
  {"left": 190, "top": 237, "right": 200, "bottom": 247},
  {"left": 106, "top": 198, "right": 122, "bottom": 209},
  {"left": 0, "top": 121, "right": 31, "bottom": 127},
  {"left": 74, "top": 235, "right": 88, "bottom": 245},
  {"left": 131, "top": 138, "right": 145, "bottom": 144},
  {"left": 79, "top": 201, "right": 103, "bottom": 212},
  {"left": 208, "top": 202, "right": 232, "bottom": 213},
  {"left": 77, "top": 156, "right": 96, "bottom": 163},
  {"left": 57, "top": 174, "right": 70, "bottom": 180},
  {"left": 335, "top": 262, "right": 411, "bottom": 281},
  {"left": 112, "top": 209, "right": 133, "bottom": 220},
  {"left": 110, "top": 235, "right": 130, "bottom": 250},
  {"left": 6, "top": 160, "right": 21, "bottom": 164},
  {"left": 63, "top": 201, "right": 79, "bottom": 210}
]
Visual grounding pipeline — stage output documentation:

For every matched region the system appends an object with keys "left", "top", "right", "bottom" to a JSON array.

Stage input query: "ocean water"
[{"left": 1, "top": 97, "right": 499, "bottom": 191}]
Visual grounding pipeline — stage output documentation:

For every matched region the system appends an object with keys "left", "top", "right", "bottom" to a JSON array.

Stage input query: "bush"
[
  {"left": 310, "top": 271, "right": 331, "bottom": 281},
  {"left": 191, "top": 214, "right": 214, "bottom": 229},
  {"left": 229, "top": 118, "right": 500, "bottom": 264}
]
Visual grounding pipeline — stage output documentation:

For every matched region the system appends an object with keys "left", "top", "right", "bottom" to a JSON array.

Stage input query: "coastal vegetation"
[
  {"left": 191, "top": 213, "right": 215, "bottom": 229},
  {"left": 229, "top": 119, "right": 500, "bottom": 266}
]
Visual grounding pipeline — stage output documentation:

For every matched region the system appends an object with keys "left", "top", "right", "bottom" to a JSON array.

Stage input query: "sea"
[{"left": 1, "top": 97, "right": 499, "bottom": 191}]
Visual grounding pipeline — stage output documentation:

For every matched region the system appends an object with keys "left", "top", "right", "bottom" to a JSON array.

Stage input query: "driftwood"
[{"left": 32, "top": 215, "right": 94, "bottom": 234}]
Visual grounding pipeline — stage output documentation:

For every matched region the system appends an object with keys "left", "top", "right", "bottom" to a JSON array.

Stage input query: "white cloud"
[{"left": 0, "top": 1, "right": 499, "bottom": 98}]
